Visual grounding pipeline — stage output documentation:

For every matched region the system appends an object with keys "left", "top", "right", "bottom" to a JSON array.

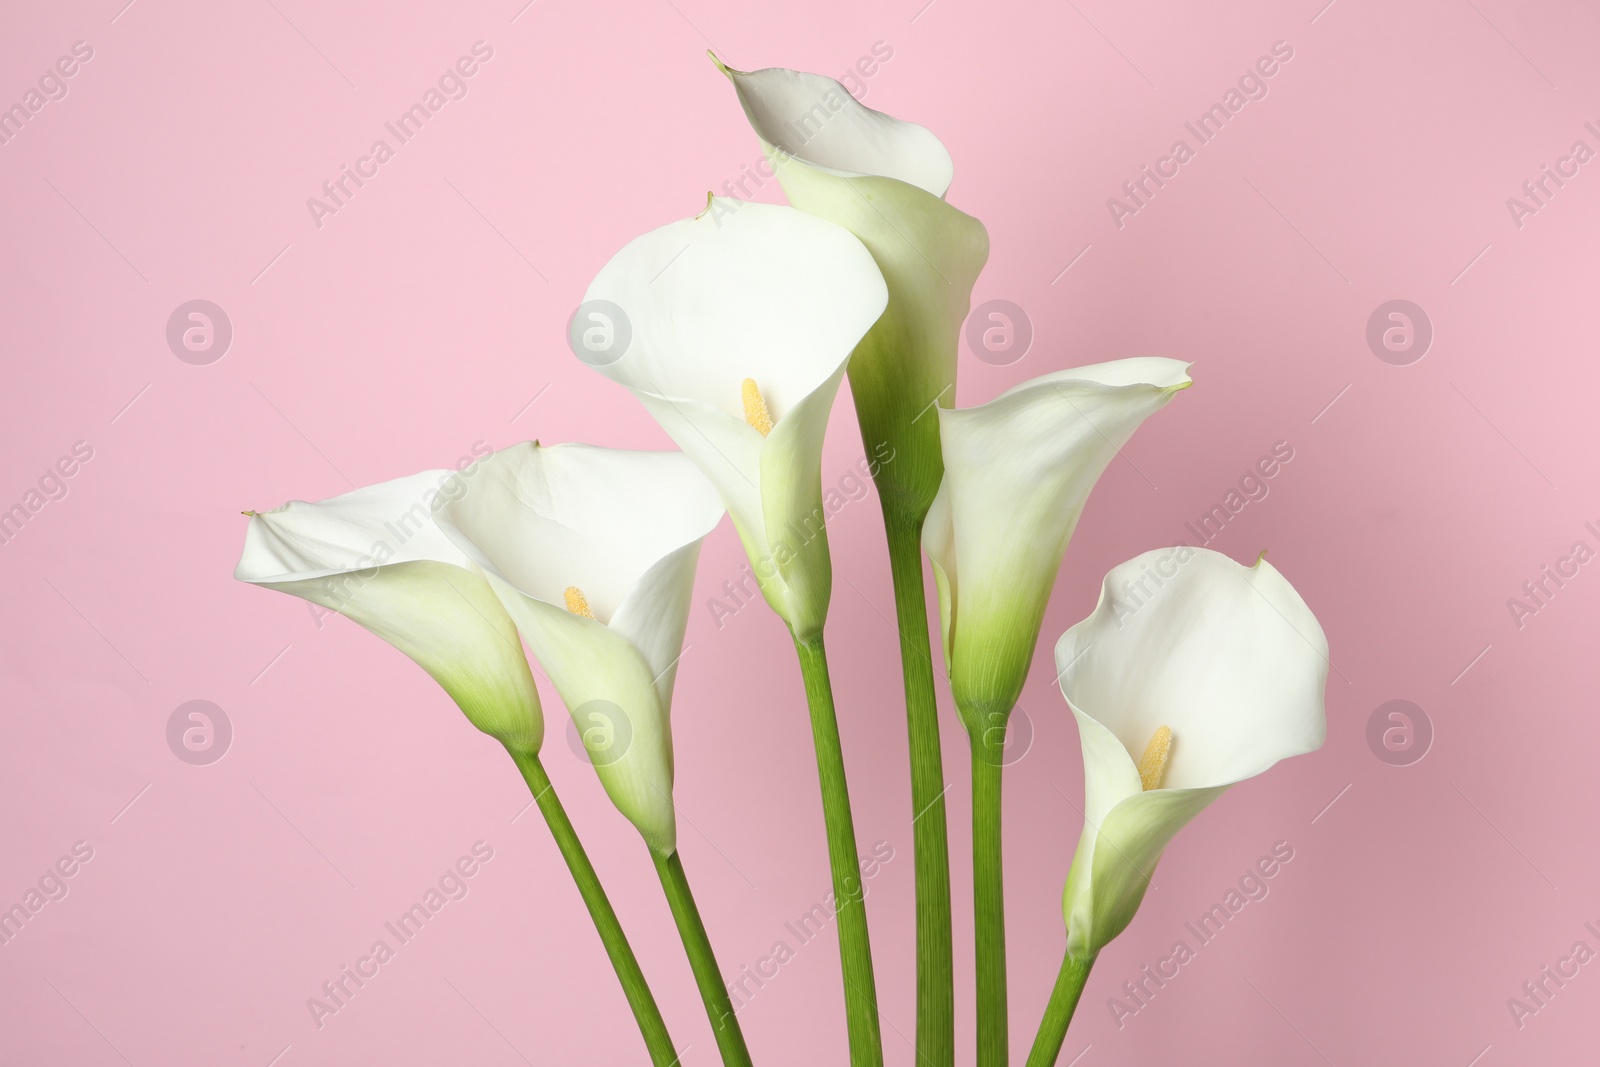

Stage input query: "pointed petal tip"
[
  {"left": 241, "top": 510, "right": 257, "bottom": 517},
  {"left": 695, "top": 191, "right": 715, "bottom": 219},
  {"left": 706, "top": 50, "right": 735, "bottom": 78}
]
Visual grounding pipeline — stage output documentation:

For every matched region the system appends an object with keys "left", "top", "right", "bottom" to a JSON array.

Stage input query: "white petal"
[
  {"left": 1055, "top": 547, "right": 1328, "bottom": 792},
  {"left": 1054, "top": 548, "right": 1328, "bottom": 954},
  {"left": 1060, "top": 777, "right": 1227, "bottom": 956},
  {"left": 609, "top": 539, "right": 705, "bottom": 716},
  {"left": 926, "top": 359, "right": 1191, "bottom": 716},
  {"left": 237, "top": 470, "right": 477, "bottom": 579},
  {"left": 717, "top": 61, "right": 989, "bottom": 524},
  {"left": 432, "top": 442, "right": 723, "bottom": 631},
  {"left": 490, "top": 582, "right": 681, "bottom": 855},
  {"left": 719, "top": 60, "right": 954, "bottom": 196},
  {"left": 631, "top": 390, "right": 764, "bottom": 560},
  {"left": 235, "top": 470, "right": 542, "bottom": 755},
  {"left": 432, "top": 442, "right": 724, "bottom": 854},
  {"left": 583, "top": 200, "right": 885, "bottom": 425},
  {"left": 580, "top": 201, "right": 885, "bottom": 634}
]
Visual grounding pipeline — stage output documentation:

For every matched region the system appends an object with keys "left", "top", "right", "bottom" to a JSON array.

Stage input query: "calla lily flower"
[
  {"left": 923, "top": 358, "right": 1193, "bottom": 730},
  {"left": 715, "top": 56, "right": 989, "bottom": 518},
  {"left": 578, "top": 199, "right": 886, "bottom": 639},
  {"left": 432, "top": 442, "right": 724, "bottom": 856},
  {"left": 1054, "top": 548, "right": 1328, "bottom": 956},
  {"left": 234, "top": 468, "right": 543, "bottom": 756}
]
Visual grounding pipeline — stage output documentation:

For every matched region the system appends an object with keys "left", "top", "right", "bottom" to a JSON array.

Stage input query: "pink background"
[{"left": 2, "top": 0, "right": 1596, "bottom": 1063}]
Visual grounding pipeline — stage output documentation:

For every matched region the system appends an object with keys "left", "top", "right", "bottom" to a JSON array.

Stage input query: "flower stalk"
[
  {"left": 794, "top": 634, "right": 884, "bottom": 1067},
  {"left": 884, "top": 509, "right": 955, "bottom": 1065},
  {"left": 510, "top": 749, "right": 679, "bottom": 1065},
  {"left": 653, "top": 848, "right": 754, "bottom": 1067},
  {"left": 712, "top": 60, "right": 990, "bottom": 1063},
  {"left": 576, "top": 194, "right": 890, "bottom": 1060},
  {"left": 970, "top": 723, "right": 1009, "bottom": 1066},
  {"left": 1023, "top": 951, "right": 1098, "bottom": 1067},
  {"left": 235, "top": 473, "right": 686, "bottom": 1063}
]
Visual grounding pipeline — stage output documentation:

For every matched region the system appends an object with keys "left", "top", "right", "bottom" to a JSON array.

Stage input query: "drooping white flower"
[
  {"left": 1054, "top": 548, "right": 1328, "bottom": 955},
  {"left": 576, "top": 199, "right": 886, "bottom": 638},
  {"left": 923, "top": 358, "right": 1192, "bottom": 727},
  {"left": 433, "top": 442, "right": 724, "bottom": 855},
  {"left": 235, "top": 466, "right": 542, "bottom": 756},
  {"left": 715, "top": 57, "right": 989, "bottom": 518}
]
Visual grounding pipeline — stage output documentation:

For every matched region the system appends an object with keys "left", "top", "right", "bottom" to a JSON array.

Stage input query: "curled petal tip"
[
  {"left": 695, "top": 191, "right": 715, "bottom": 219},
  {"left": 706, "top": 50, "right": 734, "bottom": 77},
  {"left": 241, "top": 510, "right": 257, "bottom": 517}
]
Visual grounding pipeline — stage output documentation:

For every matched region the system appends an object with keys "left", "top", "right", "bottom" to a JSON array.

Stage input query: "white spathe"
[
  {"left": 715, "top": 60, "right": 955, "bottom": 195},
  {"left": 235, "top": 467, "right": 543, "bottom": 756},
  {"left": 923, "top": 358, "right": 1192, "bottom": 725},
  {"left": 433, "top": 442, "right": 725, "bottom": 856},
  {"left": 1054, "top": 548, "right": 1329, "bottom": 955},
  {"left": 717, "top": 57, "right": 989, "bottom": 519},
  {"left": 579, "top": 199, "right": 886, "bottom": 638}
]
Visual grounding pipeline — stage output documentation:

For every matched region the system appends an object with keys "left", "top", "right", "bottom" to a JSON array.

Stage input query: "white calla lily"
[
  {"left": 432, "top": 442, "right": 725, "bottom": 856},
  {"left": 716, "top": 64, "right": 992, "bottom": 1061},
  {"left": 234, "top": 467, "right": 542, "bottom": 756},
  {"left": 578, "top": 199, "right": 886, "bottom": 638},
  {"left": 715, "top": 56, "right": 989, "bottom": 518},
  {"left": 924, "top": 358, "right": 1193, "bottom": 730},
  {"left": 1054, "top": 548, "right": 1328, "bottom": 956}
]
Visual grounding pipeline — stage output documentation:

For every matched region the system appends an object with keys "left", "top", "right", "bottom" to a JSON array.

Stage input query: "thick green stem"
[
  {"left": 883, "top": 508, "right": 954, "bottom": 1066},
  {"left": 652, "top": 849, "right": 753, "bottom": 1067},
  {"left": 971, "top": 730, "right": 1008, "bottom": 1066},
  {"left": 793, "top": 635, "right": 884, "bottom": 1067},
  {"left": 509, "top": 750, "right": 678, "bottom": 1066},
  {"left": 1024, "top": 950, "right": 1098, "bottom": 1067}
]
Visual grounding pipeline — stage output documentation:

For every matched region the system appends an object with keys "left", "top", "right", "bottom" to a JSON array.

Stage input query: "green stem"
[
  {"left": 1024, "top": 950, "right": 1098, "bottom": 1067},
  {"left": 793, "top": 634, "right": 884, "bottom": 1067},
  {"left": 509, "top": 750, "right": 679, "bottom": 1066},
  {"left": 652, "top": 849, "right": 754, "bottom": 1067},
  {"left": 971, "top": 729, "right": 1008, "bottom": 1066},
  {"left": 883, "top": 508, "right": 954, "bottom": 1066}
]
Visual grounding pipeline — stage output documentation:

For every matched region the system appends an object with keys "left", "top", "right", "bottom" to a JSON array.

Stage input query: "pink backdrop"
[{"left": 2, "top": 0, "right": 1596, "bottom": 1063}]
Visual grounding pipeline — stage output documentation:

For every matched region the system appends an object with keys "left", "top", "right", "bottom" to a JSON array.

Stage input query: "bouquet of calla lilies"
[{"left": 236, "top": 56, "right": 1329, "bottom": 1067}]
